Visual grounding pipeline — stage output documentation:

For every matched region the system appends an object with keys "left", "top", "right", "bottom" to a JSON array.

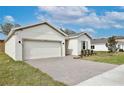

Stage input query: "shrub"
[{"left": 119, "top": 49, "right": 124, "bottom": 52}]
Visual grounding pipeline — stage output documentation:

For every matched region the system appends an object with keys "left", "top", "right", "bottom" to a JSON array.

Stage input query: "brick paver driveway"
[{"left": 25, "top": 56, "right": 118, "bottom": 85}]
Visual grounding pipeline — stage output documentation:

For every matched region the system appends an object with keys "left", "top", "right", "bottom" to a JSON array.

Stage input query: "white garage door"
[{"left": 23, "top": 40, "right": 62, "bottom": 60}]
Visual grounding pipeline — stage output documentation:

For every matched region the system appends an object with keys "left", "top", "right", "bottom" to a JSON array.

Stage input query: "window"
[
  {"left": 91, "top": 45, "right": 95, "bottom": 49},
  {"left": 81, "top": 41, "right": 88, "bottom": 50}
]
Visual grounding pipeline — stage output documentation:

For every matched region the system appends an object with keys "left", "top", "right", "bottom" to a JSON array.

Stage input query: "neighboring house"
[
  {"left": 115, "top": 36, "right": 124, "bottom": 50},
  {"left": 91, "top": 38, "right": 108, "bottom": 51},
  {"left": 5, "top": 22, "right": 91, "bottom": 61},
  {"left": 92, "top": 36, "right": 124, "bottom": 51},
  {"left": 0, "top": 40, "right": 4, "bottom": 52}
]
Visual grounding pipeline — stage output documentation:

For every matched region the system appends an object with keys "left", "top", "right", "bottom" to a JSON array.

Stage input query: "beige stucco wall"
[
  {"left": 116, "top": 39, "right": 124, "bottom": 50},
  {"left": 68, "top": 38, "right": 78, "bottom": 55},
  {"left": 116, "top": 39, "right": 124, "bottom": 42},
  {"left": 5, "top": 35, "right": 17, "bottom": 60},
  {"left": 68, "top": 34, "right": 91, "bottom": 55},
  {"left": 93, "top": 43, "right": 108, "bottom": 51}
]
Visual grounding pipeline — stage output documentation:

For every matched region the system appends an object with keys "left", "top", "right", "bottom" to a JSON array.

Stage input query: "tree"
[
  {"left": 0, "top": 22, "right": 21, "bottom": 35},
  {"left": 106, "top": 36, "right": 118, "bottom": 53},
  {"left": 0, "top": 23, "right": 14, "bottom": 35}
]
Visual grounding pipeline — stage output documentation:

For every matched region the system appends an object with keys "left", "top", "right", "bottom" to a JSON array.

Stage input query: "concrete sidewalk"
[{"left": 77, "top": 65, "right": 124, "bottom": 86}]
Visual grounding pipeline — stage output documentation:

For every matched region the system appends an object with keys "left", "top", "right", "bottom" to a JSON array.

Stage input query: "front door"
[{"left": 81, "top": 41, "right": 88, "bottom": 50}]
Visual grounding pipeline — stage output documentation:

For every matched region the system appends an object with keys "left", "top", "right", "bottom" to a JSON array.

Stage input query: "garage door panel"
[{"left": 23, "top": 40, "right": 62, "bottom": 60}]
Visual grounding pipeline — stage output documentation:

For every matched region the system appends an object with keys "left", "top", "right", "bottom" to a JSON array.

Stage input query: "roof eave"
[
  {"left": 5, "top": 22, "right": 68, "bottom": 42},
  {"left": 13, "top": 22, "right": 68, "bottom": 36},
  {"left": 68, "top": 33, "right": 92, "bottom": 39}
]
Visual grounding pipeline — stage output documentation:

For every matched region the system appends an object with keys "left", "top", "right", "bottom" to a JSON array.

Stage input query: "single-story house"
[
  {"left": 116, "top": 36, "right": 124, "bottom": 50},
  {"left": 0, "top": 40, "right": 4, "bottom": 52},
  {"left": 91, "top": 38, "right": 108, "bottom": 51},
  {"left": 91, "top": 36, "right": 124, "bottom": 51},
  {"left": 5, "top": 22, "right": 91, "bottom": 61}
]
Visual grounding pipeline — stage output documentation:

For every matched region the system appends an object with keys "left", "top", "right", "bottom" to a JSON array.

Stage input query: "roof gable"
[
  {"left": 68, "top": 32, "right": 92, "bottom": 39},
  {"left": 5, "top": 22, "right": 68, "bottom": 42}
]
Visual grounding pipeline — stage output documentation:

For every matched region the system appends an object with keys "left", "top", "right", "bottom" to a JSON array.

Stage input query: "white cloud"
[
  {"left": 80, "top": 28, "right": 95, "bottom": 33},
  {"left": 104, "top": 12, "right": 124, "bottom": 20},
  {"left": 77, "top": 12, "right": 124, "bottom": 29},
  {"left": 77, "top": 12, "right": 109, "bottom": 28},
  {"left": 36, "top": 6, "right": 124, "bottom": 29},
  {"left": 4, "top": 15, "right": 15, "bottom": 23},
  {"left": 38, "top": 6, "right": 89, "bottom": 17},
  {"left": 37, "top": 6, "right": 89, "bottom": 23},
  {"left": 112, "top": 24, "right": 124, "bottom": 29}
]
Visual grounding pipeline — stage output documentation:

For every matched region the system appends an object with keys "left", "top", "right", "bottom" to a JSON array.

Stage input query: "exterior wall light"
[{"left": 18, "top": 41, "right": 21, "bottom": 44}]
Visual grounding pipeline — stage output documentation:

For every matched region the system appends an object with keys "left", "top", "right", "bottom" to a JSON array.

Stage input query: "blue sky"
[{"left": 0, "top": 6, "right": 124, "bottom": 39}]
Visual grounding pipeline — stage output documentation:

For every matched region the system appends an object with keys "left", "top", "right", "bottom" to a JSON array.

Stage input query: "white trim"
[{"left": 22, "top": 38, "right": 62, "bottom": 42}]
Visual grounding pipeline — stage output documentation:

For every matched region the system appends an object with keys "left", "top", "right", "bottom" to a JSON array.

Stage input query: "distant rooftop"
[
  {"left": 91, "top": 38, "right": 107, "bottom": 44},
  {"left": 68, "top": 32, "right": 85, "bottom": 37},
  {"left": 92, "top": 36, "right": 124, "bottom": 44},
  {"left": 0, "top": 40, "right": 4, "bottom": 42},
  {"left": 115, "top": 36, "right": 124, "bottom": 39}
]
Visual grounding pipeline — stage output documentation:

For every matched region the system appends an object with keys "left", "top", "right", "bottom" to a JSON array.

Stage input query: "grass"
[
  {"left": 0, "top": 52, "right": 65, "bottom": 86},
  {"left": 82, "top": 51, "right": 124, "bottom": 65}
]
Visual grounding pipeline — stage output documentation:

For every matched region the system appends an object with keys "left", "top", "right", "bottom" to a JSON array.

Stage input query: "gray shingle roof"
[
  {"left": 60, "top": 28, "right": 92, "bottom": 39},
  {"left": 91, "top": 38, "right": 107, "bottom": 44},
  {"left": 92, "top": 36, "right": 124, "bottom": 44},
  {"left": 68, "top": 32, "right": 92, "bottom": 39},
  {"left": 68, "top": 32, "right": 85, "bottom": 37},
  {"left": 0, "top": 40, "right": 4, "bottom": 42},
  {"left": 115, "top": 36, "right": 124, "bottom": 39}
]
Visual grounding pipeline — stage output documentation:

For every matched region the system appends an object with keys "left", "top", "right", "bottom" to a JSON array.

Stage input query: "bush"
[{"left": 119, "top": 49, "right": 124, "bottom": 52}]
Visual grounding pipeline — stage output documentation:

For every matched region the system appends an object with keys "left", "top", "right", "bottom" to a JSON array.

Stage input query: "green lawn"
[
  {"left": 82, "top": 51, "right": 124, "bottom": 65},
  {"left": 0, "top": 52, "right": 65, "bottom": 86}
]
